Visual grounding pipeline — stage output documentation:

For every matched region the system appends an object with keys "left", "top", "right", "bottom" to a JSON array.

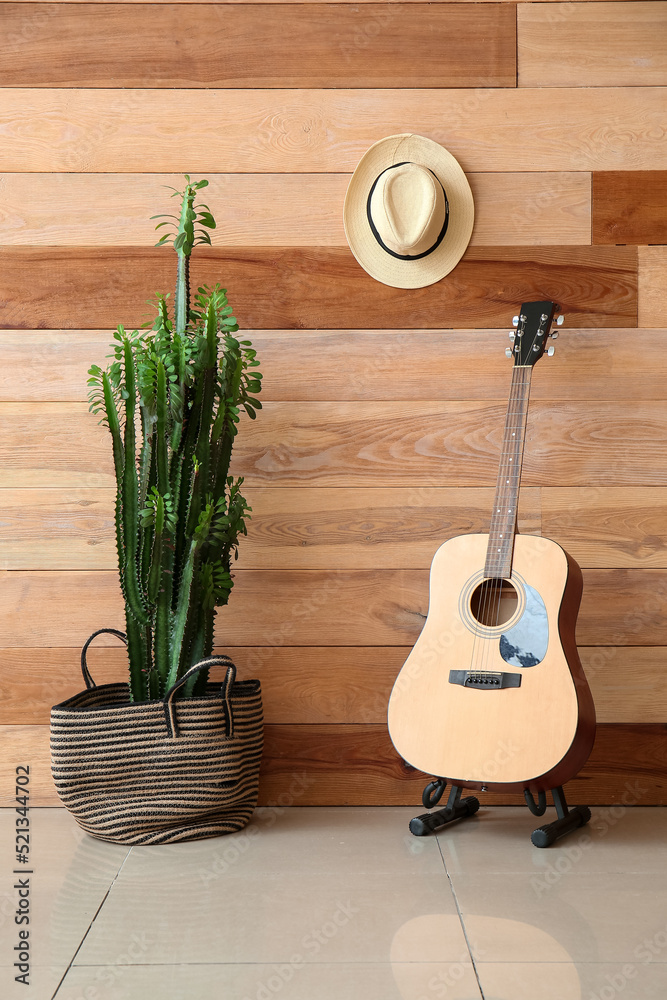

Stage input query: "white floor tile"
[
  {"left": 75, "top": 871, "right": 465, "bottom": 966},
  {"left": 58, "top": 961, "right": 483, "bottom": 1000}
]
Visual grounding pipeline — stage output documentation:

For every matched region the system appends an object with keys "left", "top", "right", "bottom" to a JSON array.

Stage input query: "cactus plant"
[{"left": 88, "top": 176, "right": 262, "bottom": 701}]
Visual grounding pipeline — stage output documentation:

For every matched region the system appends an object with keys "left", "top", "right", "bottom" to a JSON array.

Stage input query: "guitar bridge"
[{"left": 449, "top": 669, "right": 521, "bottom": 690}]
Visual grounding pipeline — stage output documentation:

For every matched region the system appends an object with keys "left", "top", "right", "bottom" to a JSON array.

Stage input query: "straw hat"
[{"left": 343, "top": 134, "right": 474, "bottom": 289}]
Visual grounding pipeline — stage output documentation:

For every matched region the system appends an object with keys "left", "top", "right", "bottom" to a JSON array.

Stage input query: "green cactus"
[{"left": 88, "top": 176, "right": 262, "bottom": 701}]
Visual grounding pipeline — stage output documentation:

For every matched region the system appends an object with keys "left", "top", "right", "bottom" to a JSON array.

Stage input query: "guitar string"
[
  {"left": 478, "top": 351, "right": 525, "bottom": 673},
  {"left": 481, "top": 363, "right": 525, "bottom": 675},
  {"left": 470, "top": 350, "right": 522, "bottom": 675},
  {"left": 490, "top": 367, "right": 529, "bottom": 657},
  {"left": 486, "top": 322, "right": 542, "bottom": 674},
  {"left": 474, "top": 316, "right": 543, "bottom": 681}
]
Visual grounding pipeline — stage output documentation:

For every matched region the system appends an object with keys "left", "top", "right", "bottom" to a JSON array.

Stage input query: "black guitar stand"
[
  {"left": 409, "top": 778, "right": 591, "bottom": 847},
  {"left": 524, "top": 785, "right": 592, "bottom": 848},
  {"left": 409, "top": 780, "right": 480, "bottom": 836}
]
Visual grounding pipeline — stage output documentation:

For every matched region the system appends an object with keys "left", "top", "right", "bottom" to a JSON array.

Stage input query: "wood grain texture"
[
  {"left": 0, "top": 246, "right": 637, "bottom": 330},
  {"left": 3, "top": 1, "right": 609, "bottom": 5},
  {"left": 0, "top": 172, "right": 591, "bottom": 247},
  {"left": 518, "top": 2, "right": 667, "bottom": 88},
  {"left": 592, "top": 171, "right": 667, "bottom": 245},
  {"left": 0, "top": 4, "right": 516, "bottom": 88},
  {"left": 1, "top": 89, "right": 665, "bottom": 173},
  {"left": 3, "top": 398, "right": 667, "bottom": 489},
  {"left": 542, "top": 488, "right": 667, "bottom": 568},
  {"left": 0, "top": 0, "right": 664, "bottom": 805},
  {"left": 639, "top": 246, "right": 667, "bottom": 328},
  {"left": 2, "top": 568, "right": 666, "bottom": 646},
  {"left": 0, "top": 487, "right": 541, "bottom": 570},
  {"left": 2, "top": 723, "right": 665, "bottom": 806},
  {"left": 248, "top": 328, "right": 664, "bottom": 402},
  {"left": 0, "top": 404, "right": 113, "bottom": 487},
  {"left": 259, "top": 723, "right": 667, "bottom": 805},
  {"left": 3, "top": 0, "right": 635, "bottom": 4},
  {"left": 4, "top": 328, "right": 667, "bottom": 403},
  {"left": 231, "top": 399, "right": 667, "bottom": 488},
  {"left": 4, "top": 484, "right": 667, "bottom": 572},
  {"left": 1, "top": 644, "right": 664, "bottom": 725},
  {"left": 0, "top": 489, "right": 116, "bottom": 569}
]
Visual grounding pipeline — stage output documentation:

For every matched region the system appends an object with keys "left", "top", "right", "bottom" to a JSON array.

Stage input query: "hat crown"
[{"left": 370, "top": 162, "right": 446, "bottom": 256}]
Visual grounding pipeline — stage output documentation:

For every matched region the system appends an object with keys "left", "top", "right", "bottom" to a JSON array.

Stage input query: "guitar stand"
[
  {"left": 409, "top": 780, "right": 480, "bottom": 836},
  {"left": 525, "top": 785, "right": 592, "bottom": 848},
  {"left": 409, "top": 779, "right": 591, "bottom": 848}
]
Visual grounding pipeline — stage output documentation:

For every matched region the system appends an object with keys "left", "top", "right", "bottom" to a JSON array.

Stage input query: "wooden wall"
[{"left": 1, "top": 1, "right": 666, "bottom": 807}]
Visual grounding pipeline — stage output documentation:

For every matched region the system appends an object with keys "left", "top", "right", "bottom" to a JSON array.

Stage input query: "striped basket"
[{"left": 50, "top": 629, "right": 264, "bottom": 845}]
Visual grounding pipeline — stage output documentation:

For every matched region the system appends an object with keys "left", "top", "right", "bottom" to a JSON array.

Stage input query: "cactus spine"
[{"left": 88, "top": 177, "right": 262, "bottom": 701}]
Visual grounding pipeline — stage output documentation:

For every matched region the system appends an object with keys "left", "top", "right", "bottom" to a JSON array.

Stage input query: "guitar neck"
[{"left": 484, "top": 365, "right": 533, "bottom": 579}]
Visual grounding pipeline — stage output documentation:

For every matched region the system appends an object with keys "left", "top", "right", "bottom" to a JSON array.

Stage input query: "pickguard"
[{"left": 499, "top": 583, "right": 548, "bottom": 667}]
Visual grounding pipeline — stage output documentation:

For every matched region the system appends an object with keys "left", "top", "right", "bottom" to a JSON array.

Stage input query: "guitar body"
[{"left": 387, "top": 532, "right": 596, "bottom": 792}]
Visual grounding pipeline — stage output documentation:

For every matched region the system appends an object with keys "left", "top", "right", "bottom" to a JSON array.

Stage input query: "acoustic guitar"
[{"left": 387, "top": 301, "right": 595, "bottom": 794}]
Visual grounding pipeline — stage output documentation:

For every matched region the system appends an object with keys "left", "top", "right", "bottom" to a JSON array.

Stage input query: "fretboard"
[{"left": 484, "top": 365, "right": 533, "bottom": 579}]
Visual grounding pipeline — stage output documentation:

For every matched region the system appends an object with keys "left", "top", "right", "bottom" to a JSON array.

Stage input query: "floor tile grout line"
[
  {"left": 445, "top": 865, "right": 486, "bottom": 1000},
  {"left": 50, "top": 846, "right": 134, "bottom": 1000},
  {"left": 435, "top": 835, "right": 485, "bottom": 996}
]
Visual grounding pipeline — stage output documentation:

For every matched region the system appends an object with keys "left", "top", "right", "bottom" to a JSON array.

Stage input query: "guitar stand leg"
[
  {"left": 409, "top": 782, "right": 480, "bottom": 837},
  {"left": 529, "top": 785, "right": 592, "bottom": 848}
]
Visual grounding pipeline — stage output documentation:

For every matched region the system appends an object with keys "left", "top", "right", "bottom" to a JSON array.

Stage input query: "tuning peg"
[
  {"left": 555, "top": 315, "right": 564, "bottom": 326},
  {"left": 550, "top": 331, "right": 559, "bottom": 339},
  {"left": 512, "top": 316, "right": 519, "bottom": 327},
  {"left": 547, "top": 345, "right": 556, "bottom": 356},
  {"left": 508, "top": 331, "right": 515, "bottom": 340},
  {"left": 505, "top": 347, "right": 513, "bottom": 358}
]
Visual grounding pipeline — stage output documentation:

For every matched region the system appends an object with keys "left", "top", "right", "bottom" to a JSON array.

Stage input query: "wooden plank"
[
  {"left": 225, "top": 568, "right": 667, "bottom": 647},
  {"left": 0, "top": 172, "right": 591, "bottom": 248},
  {"left": 542, "top": 488, "right": 667, "bottom": 568},
  {"left": 2, "top": 398, "right": 666, "bottom": 489},
  {"left": 518, "top": 2, "right": 667, "bottom": 88},
  {"left": 0, "top": 403, "right": 113, "bottom": 487},
  {"left": 638, "top": 246, "right": 667, "bottom": 328},
  {"left": 0, "top": 489, "right": 117, "bottom": 569},
  {"left": 0, "top": 4, "right": 516, "bottom": 89},
  {"left": 3, "top": 1, "right": 638, "bottom": 5},
  {"left": 592, "top": 171, "right": 667, "bottom": 245},
  {"left": 1, "top": 88, "right": 664, "bottom": 173},
  {"left": 260, "top": 723, "right": 667, "bottom": 805},
  {"left": 5, "top": 483, "right": 665, "bottom": 574},
  {"left": 0, "top": 487, "right": 541, "bottom": 570},
  {"left": 1, "top": 645, "right": 664, "bottom": 725},
  {"left": 1, "top": 1, "right": 603, "bottom": 5},
  {"left": 247, "top": 327, "right": 663, "bottom": 402},
  {"left": 231, "top": 398, "right": 667, "bottom": 488},
  {"left": 1, "top": 568, "right": 666, "bottom": 646},
  {"left": 3, "top": 328, "right": 667, "bottom": 404},
  {"left": 2, "top": 723, "right": 665, "bottom": 806},
  {"left": 6, "top": 485, "right": 667, "bottom": 573},
  {"left": 0, "top": 246, "right": 637, "bottom": 330},
  {"left": 0, "top": 330, "right": 110, "bottom": 402}
]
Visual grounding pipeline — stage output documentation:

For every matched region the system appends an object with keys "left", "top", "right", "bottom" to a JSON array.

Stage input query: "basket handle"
[
  {"left": 163, "top": 656, "right": 237, "bottom": 740},
  {"left": 81, "top": 628, "right": 128, "bottom": 690}
]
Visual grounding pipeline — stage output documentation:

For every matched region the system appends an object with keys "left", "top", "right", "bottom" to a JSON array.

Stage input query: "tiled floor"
[{"left": 2, "top": 806, "right": 667, "bottom": 999}]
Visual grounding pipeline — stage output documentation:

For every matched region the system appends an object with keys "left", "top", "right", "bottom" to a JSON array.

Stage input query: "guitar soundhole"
[{"left": 470, "top": 578, "right": 519, "bottom": 627}]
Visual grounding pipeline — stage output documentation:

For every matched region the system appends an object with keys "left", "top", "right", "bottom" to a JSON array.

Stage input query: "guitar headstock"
[{"left": 506, "top": 300, "right": 562, "bottom": 367}]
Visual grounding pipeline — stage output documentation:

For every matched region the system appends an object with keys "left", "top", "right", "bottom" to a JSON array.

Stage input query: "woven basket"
[{"left": 50, "top": 629, "right": 264, "bottom": 845}]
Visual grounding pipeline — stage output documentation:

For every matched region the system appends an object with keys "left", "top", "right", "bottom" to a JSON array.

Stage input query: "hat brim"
[{"left": 343, "top": 134, "right": 474, "bottom": 289}]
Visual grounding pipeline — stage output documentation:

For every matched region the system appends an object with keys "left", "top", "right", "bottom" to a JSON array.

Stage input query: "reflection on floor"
[{"left": 1, "top": 806, "right": 666, "bottom": 999}]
